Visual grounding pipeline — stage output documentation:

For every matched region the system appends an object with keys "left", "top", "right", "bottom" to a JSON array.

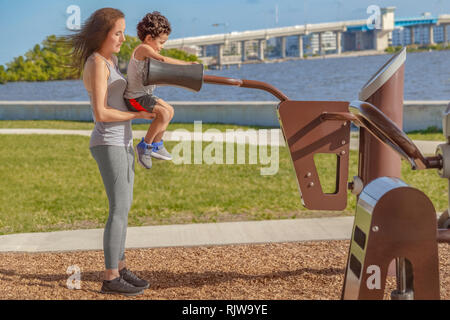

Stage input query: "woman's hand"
[{"left": 135, "top": 111, "right": 156, "bottom": 120}]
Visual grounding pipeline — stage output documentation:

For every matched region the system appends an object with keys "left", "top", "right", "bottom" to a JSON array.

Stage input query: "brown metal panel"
[
  {"left": 359, "top": 187, "right": 440, "bottom": 299},
  {"left": 278, "top": 100, "right": 350, "bottom": 210}
]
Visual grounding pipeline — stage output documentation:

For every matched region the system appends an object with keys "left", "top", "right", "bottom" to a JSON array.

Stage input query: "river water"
[{"left": 0, "top": 50, "right": 448, "bottom": 102}]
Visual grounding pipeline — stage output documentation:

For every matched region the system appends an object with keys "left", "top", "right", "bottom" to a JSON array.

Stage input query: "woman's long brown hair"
[{"left": 64, "top": 7, "right": 124, "bottom": 76}]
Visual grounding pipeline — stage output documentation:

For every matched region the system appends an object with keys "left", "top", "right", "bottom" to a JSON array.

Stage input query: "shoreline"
[
  {"left": 261, "top": 49, "right": 387, "bottom": 63},
  {"left": 225, "top": 46, "right": 450, "bottom": 67}
]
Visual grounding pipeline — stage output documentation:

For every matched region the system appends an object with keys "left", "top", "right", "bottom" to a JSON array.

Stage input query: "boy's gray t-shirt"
[{"left": 124, "top": 49, "right": 157, "bottom": 99}]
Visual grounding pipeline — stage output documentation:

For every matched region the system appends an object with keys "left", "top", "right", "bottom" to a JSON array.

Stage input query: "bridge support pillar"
[
  {"left": 258, "top": 39, "right": 265, "bottom": 61},
  {"left": 428, "top": 25, "right": 435, "bottom": 45},
  {"left": 240, "top": 41, "right": 246, "bottom": 62},
  {"left": 336, "top": 31, "right": 342, "bottom": 54},
  {"left": 444, "top": 25, "right": 448, "bottom": 45},
  {"left": 297, "top": 35, "right": 304, "bottom": 58},
  {"left": 318, "top": 32, "right": 323, "bottom": 55},
  {"left": 410, "top": 27, "right": 415, "bottom": 45},
  {"left": 217, "top": 44, "right": 224, "bottom": 70},
  {"left": 201, "top": 45, "right": 207, "bottom": 57},
  {"left": 281, "top": 36, "right": 286, "bottom": 58}
]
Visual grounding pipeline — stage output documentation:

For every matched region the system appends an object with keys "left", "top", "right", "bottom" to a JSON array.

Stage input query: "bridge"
[{"left": 164, "top": 8, "right": 450, "bottom": 69}]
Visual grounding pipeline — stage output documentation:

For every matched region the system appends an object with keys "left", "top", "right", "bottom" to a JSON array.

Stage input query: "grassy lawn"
[{"left": 0, "top": 130, "right": 447, "bottom": 235}]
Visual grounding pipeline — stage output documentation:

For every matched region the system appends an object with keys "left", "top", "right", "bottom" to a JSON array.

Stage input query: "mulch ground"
[{"left": 0, "top": 240, "right": 448, "bottom": 300}]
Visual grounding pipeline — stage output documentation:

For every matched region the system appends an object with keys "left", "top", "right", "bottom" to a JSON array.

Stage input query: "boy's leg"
[
  {"left": 129, "top": 96, "right": 174, "bottom": 163},
  {"left": 152, "top": 99, "right": 174, "bottom": 143},
  {"left": 125, "top": 95, "right": 163, "bottom": 145},
  {"left": 143, "top": 104, "right": 171, "bottom": 144},
  {"left": 134, "top": 104, "right": 170, "bottom": 169},
  {"left": 141, "top": 99, "right": 173, "bottom": 161}
]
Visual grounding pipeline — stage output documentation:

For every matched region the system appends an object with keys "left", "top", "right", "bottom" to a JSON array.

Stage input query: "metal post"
[
  {"left": 410, "top": 27, "right": 415, "bottom": 44},
  {"left": 391, "top": 258, "right": 414, "bottom": 300}
]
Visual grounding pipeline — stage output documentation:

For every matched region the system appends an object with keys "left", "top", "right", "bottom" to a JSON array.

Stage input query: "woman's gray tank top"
[{"left": 85, "top": 52, "right": 133, "bottom": 148}]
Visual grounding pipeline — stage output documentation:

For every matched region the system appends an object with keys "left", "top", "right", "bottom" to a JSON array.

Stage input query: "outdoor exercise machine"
[{"left": 145, "top": 48, "right": 450, "bottom": 300}]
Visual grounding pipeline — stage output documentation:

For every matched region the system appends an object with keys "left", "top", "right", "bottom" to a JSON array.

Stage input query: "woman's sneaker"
[
  {"left": 135, "top": 138, "right": 153, "bottom": 169},
  {"left": 100, "top": 277, "right": 145, "bottom": 296},
  {"left": 119, "top": 268, "right": 149, "bottom": 289},
  {"left": 150, "top": 140, "right": 172, "bottom": 160}
]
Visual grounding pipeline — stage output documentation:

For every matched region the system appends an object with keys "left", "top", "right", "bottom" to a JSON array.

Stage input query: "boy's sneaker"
[
  {"left": 150, "top": 140, "right": 172, "bottom": 160},
  {"left": 135, "top": 138, "right": 152, "bottom": 169},
  {"left": 119, "top": 268, "right": 149, "bottom": 289},
  {"left": 100, "top": 277, "right": 145, "bottom": 296}
]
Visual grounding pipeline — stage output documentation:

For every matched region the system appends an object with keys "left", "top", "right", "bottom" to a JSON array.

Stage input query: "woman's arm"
[
  {"left": 89, "top": 56, "right": 155, "bottom": 122},
  {"left": 136, "top": 44, "right": 194, "bottom": 65}
]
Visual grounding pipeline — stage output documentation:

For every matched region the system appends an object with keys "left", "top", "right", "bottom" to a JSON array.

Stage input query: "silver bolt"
[
  {"left": 343, "top": 122, "right": 347, "bottom": 126},
  {"left": 372, "top": 226, "right": 379, "bottom": 232},
  {"left": 341, "top": 140, "right": 346, "bottom": 145},
  {"left": 340, "top": 150, "right": 346, "bottom": 155},
  {"left": 306, "top": 172, "right": 312, "bottom": 177},
  {"left": 308, "top": 182, "right": 314, "bottom": 187}
]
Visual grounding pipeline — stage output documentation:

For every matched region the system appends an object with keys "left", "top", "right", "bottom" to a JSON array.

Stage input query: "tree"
[
  {"left": 0, "top": 65, "right": 7, "bottom": 84},
  {"left": 161, "top": 48, "right": 199, "bottom": 62},
  {"left": 116, "top": 35, "right": 141, "bottom": 67},
  {"left": 116, "top": 35, "right": 201, "bottom": 68},
  {"left": 0, "top": 34, "right": 202, "bottom": 84}
]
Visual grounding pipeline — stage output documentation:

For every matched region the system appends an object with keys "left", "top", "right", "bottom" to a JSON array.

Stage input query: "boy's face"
[{"left": 146, "top": 33, "right": 169, "bottom": 53}]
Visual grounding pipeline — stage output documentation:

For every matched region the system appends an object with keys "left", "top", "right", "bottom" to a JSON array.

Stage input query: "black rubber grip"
[{"left": 146, "top": 58, "right": 204, "bottom": 92}]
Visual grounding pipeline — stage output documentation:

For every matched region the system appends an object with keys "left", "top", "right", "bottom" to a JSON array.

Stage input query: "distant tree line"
[
  {"left": 0, "top": 35, "right": 201, "bottom": 84},
  {"left": 385, "top": 43, "right": 450, "bottom": 54}
]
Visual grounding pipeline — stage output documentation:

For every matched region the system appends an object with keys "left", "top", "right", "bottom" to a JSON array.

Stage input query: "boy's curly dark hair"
[{"left": 137, "top": 11, "right": 172, "bottom": 41}]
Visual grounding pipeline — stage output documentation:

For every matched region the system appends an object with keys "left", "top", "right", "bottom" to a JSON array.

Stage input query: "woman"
[{"left": 68, "top": 7, "right": 154, "bottom": 296}]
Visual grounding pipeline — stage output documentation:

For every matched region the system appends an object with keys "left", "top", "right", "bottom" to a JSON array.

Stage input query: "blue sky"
[{"left": 0, "top": 0, "right": 449, "bottom": 66}]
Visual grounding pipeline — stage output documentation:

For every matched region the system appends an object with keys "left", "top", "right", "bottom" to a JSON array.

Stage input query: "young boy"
[{"left": 124, "top": 11, "right": 198, "bottom": 169}]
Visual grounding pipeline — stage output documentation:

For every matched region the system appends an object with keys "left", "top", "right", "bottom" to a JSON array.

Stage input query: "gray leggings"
[{"left": 90, "top": 144, "right": 135, "bottom": 269}]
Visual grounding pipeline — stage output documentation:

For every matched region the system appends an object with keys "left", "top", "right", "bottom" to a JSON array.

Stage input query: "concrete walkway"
[
  {"left": 0, "top": 217, "right": 354, "bottom": 253},
  {"left": 0, "top": 128, "right": 443, "bottom": 153}
]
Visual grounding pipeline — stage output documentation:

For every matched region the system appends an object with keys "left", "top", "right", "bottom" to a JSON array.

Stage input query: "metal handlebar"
[
  {"left": 348, "top": 101, "right": 443, "bottom": 170},
  {"left": 203, "top": 75, "right": 289, "bottom": 102},
  {"left": 321, "top": 101, "right": 442, "bottom": 170}
]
